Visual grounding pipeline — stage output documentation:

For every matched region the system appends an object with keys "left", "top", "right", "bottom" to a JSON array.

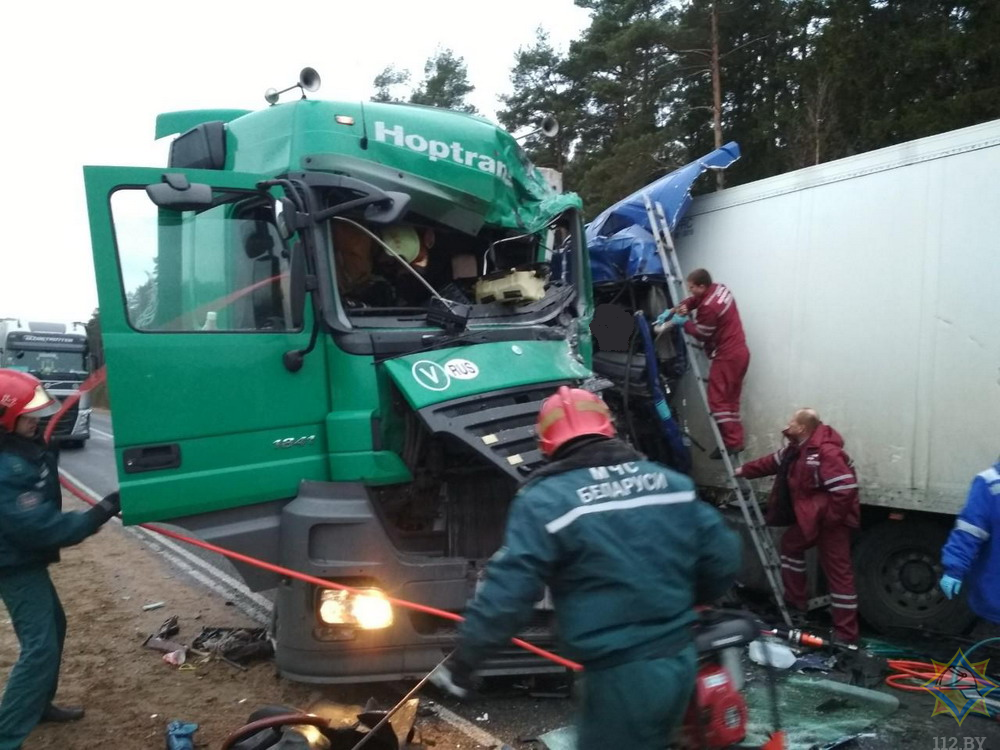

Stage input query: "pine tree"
[
  {"left": 372, "top": 65, "right": 412, "bottom": 103},
  {"left": 562, "top": 0, "right": 686, "bottom": 214},
  {"left": 410, "top": 48, "right": 478, "bottom": 114},
  {"left": 497, "top": 29, "right": 580, "bottom": 170}
]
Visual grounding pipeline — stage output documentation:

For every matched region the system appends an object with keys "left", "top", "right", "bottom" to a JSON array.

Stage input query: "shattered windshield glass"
[{"left": 326, "top": 210, "right": 579, "bottom": 325}]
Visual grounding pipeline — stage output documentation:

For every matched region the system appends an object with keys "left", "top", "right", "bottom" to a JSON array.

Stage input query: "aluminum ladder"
[{"left": 642, "top": 193, "right": 792, "bottom": 627}]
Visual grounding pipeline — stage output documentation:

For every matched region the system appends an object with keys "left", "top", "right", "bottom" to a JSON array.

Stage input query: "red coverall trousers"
[
  {"left": 780, "top": 522, "right": 859, "bottom": 643},
  {"left": 707, "top": 349, "right": 750, "bottom": 450}
]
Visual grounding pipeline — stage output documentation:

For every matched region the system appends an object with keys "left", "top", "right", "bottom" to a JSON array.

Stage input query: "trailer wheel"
[{"left": 854, "top": 520, "right": 975, "bottom": 635}]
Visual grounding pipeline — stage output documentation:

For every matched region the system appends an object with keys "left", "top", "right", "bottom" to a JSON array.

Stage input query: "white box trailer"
[{"left": 675, "top": 119, "right": 1000, "bottom": 633}]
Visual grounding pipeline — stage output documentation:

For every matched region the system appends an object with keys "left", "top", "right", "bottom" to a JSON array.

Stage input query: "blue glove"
[
  {"left": 939, "top": 574, "right": 962, "bottom": 599},
  {"left": 654, "top": 311, "right": 689, "bottom": 326}
]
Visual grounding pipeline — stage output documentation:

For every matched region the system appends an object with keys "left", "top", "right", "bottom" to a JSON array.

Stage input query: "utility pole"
[{"left": 710, "top": 0, "right": 725, "bottom": 190}]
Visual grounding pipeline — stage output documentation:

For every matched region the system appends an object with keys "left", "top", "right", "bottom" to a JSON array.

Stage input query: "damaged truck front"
[{"left": 84, "top": 91, "right": 593, "bottom": 682}]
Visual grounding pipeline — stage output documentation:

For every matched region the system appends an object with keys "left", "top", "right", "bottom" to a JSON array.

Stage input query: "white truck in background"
[
  {"left": 0, "top": 319, "right": 92, "bottom": 448},
  {"left": 675, "top": 118, "right": 1000, "bottom": 634}
]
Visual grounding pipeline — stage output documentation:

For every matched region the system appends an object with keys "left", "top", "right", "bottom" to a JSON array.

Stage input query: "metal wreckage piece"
[{"left": 191, "top": 626, "right": 275, "bottom": 666}]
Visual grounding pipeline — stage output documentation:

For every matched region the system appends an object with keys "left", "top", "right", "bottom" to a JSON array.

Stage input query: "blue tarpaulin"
[
  {"left": 588, "top": 225, "right": 665, "bottom": 283},
  {"left": 586, "top": 143, "right": 741, "bottom": 284}
]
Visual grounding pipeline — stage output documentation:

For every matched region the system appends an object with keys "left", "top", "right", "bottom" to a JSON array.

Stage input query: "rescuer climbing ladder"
[{"left": 643, "top": 193, "right": 793, "bottom": 628}]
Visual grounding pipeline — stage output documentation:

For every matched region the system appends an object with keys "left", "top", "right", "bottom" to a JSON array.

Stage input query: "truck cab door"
[{"left": 84, "top": 166, "right": 330, "bottom": 524}]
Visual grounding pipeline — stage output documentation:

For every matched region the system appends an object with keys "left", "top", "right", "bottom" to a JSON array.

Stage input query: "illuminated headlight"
[{"left": 318, "top": 588, "right": 393, "bottom": 630}]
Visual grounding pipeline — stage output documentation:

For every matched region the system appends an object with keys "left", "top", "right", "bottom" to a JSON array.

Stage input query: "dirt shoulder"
[{"left": 0, "top": 495, "right": 489, "bottom": 750}]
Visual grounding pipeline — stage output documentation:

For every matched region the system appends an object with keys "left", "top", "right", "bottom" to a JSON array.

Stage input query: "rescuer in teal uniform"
[
  {"left": 431, "top": 386, "right": 741, "bottom": 749},
  {"left": 0, "top": 370, "right": 120, "bottom": 750}
]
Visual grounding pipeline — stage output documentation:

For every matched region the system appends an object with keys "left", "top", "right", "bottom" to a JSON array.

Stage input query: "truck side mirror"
[
  {"left": 288, "top": 241, "right": 307, "bottom": 330},
  {"left": 146, "top": 174, "right": 213, "bottom": 211},
  {"left": 276, "top": 197, "right": 299, "bottom": 240}
]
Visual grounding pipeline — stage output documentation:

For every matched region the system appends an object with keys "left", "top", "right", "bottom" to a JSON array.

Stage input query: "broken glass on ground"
[{"left": 743, "top": 673, "right": 899, "bottom": 749}]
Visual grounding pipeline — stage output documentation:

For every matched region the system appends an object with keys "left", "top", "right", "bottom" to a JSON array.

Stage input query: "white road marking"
[
  {"left": 425, "top": 704, "right": 508, "bottom": 749},
  {"left": 90, "top": 427, "right": 114, "bottom": 440}
]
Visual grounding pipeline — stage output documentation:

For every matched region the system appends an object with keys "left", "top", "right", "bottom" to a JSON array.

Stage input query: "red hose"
[
  {"left": 220, "top": 713, "right": 329, "bottom": 750},
  {"left": 885, "top": 658, "right": 996, "bottom": 694}
]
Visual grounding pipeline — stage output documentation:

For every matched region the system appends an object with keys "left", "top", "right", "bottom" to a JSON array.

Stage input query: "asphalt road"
[{"left": 59, "top": 410, "right": 117, "bottom": 497}]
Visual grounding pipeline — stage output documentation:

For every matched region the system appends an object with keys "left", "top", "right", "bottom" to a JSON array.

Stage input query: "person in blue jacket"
[
  {"left": 0, "top": 370, "right": 120, "bottom": 750},
  {"left": 940, "top": 460, "right": 1000, "bottom": 624},
  {"left": 431, "top": 385, "right": 741, "bottom": 750}
]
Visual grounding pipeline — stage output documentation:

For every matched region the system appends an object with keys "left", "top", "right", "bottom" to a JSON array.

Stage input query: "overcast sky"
[{"left": 1, "top": 0, "right": 591, "bottom": 324}]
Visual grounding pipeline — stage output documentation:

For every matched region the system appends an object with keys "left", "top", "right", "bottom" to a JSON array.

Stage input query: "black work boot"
[{"left": 40, "top": 704, "right": 85, "bottom": 723}]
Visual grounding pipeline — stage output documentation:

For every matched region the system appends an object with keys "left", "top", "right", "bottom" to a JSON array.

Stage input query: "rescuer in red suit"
[
  {"left": 736, "top": 408, "right": 861, "bottom": 644},
  {"left": 661, "top": 268, "right": 749, "bottom": 456}
]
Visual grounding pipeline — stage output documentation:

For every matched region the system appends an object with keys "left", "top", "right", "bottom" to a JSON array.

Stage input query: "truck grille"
[
  {"left": 417, "top": 383, "right": 566, "bottom": 481},
  {"left": 42, "top": 400, "right": 79, "bottom": 439}
]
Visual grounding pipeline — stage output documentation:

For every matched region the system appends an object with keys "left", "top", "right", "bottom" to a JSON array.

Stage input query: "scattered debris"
[
  {"left": 838, "top": 649, "right": 889, "bottom": 689},
  {"left": 165, "top": 719, "right": 199, "bottom": 750},
  {"left": 157, "top": 615, "right": 180, "bottom": 639},
  {"left": 748, "top": 639, "right": 797, "bottom": 669},
  {"left": 162, "top": 649, "right": 186, "bottom": 667},
  {"left": 475, "top": 712, "right": 489, "bottom": 722},
  {"left": 143, "top": 633, "right": 186, "bottom": 654},
  {"left": 192, "top": 626, "right": 274, "bottom": 666},
  {"left": 142, "top": 615, "right": 190, "bottom": 660},
  {"left": 142, "top": 601, "right": 166, "bottom": 611},
  {"left": 793, "top": 653, "right": 837, "bottom": 673}
]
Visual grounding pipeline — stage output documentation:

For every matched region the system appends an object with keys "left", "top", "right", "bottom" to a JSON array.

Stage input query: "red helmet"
[
  {"left": 0, "top": 369, "right": 61, "bottom": 433},
  {"left": 536, "top": 386, "right": 615, "bottom": 457}
]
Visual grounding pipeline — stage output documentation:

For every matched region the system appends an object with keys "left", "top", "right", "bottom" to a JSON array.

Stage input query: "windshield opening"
[{"left": 326, "top": 208, "right": 579, "bottom": 326}]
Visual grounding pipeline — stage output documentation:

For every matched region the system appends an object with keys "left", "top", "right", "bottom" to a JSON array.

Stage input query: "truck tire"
[{"left": 854, "top": 520, "right": 976, "bottom": 635}]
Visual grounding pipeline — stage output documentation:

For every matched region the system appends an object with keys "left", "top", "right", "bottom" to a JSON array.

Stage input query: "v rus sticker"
[{"left": 443, "top": 358, "right": 479, "bottom": 380}]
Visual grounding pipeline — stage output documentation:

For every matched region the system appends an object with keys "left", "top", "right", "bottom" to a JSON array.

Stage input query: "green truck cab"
[{"left": 83, "top": 75, "right": 594, "bottom": 682}]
